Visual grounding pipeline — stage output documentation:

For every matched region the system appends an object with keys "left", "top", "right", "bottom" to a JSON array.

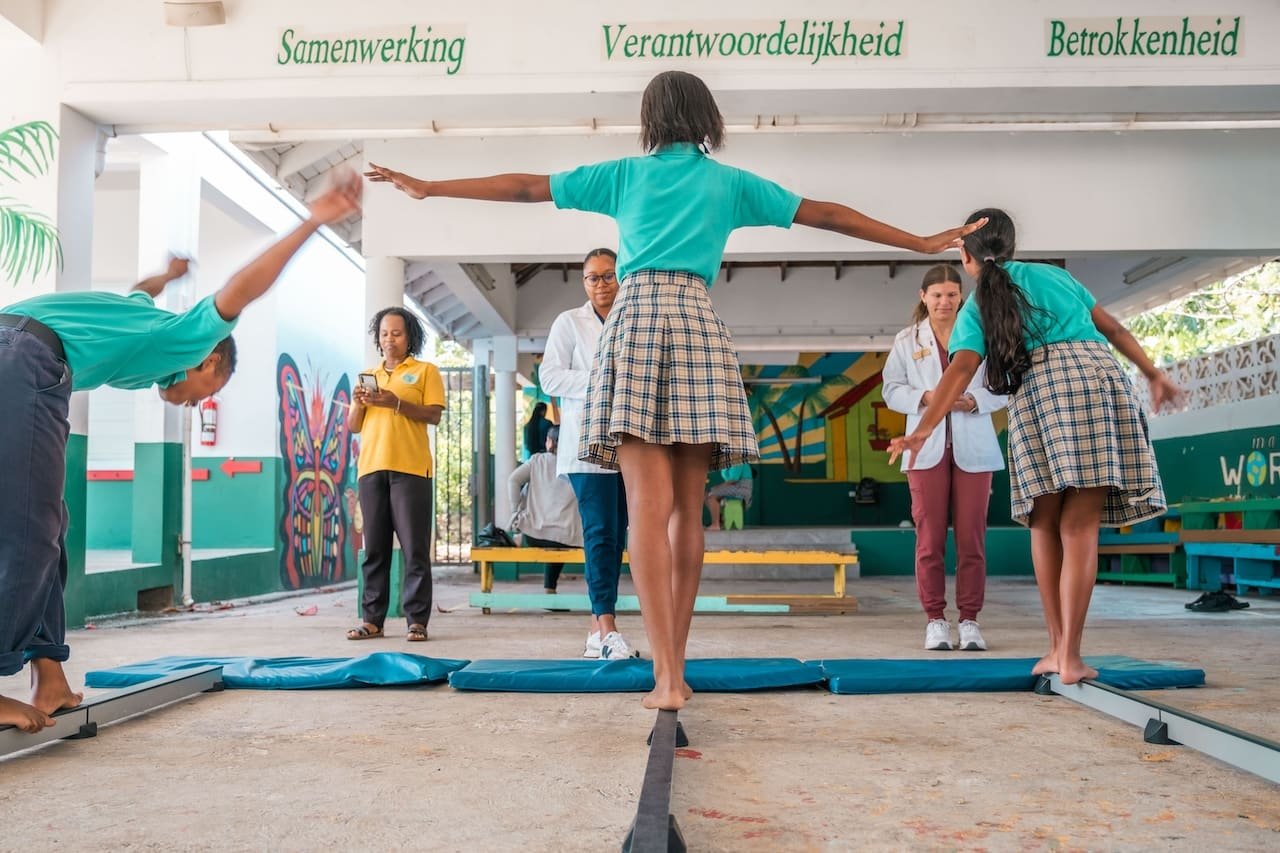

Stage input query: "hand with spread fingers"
[
  {"left": 887, "top": 430, "right": 931, "bottom": 469},
  {"left": 918, "top": 217, "right": 989, "bottom": 254},
  {"left": 1148, "top": 373, "right": 1183, "bottom": 412},
  {"left": 364, "top": 163, "right": 429, "bottom": 199},
  {"left": 307, "top": 170, "right": 363, "bottom": 225}
]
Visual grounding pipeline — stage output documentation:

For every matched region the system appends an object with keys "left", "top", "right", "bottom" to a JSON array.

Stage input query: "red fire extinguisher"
[{"left": 199, "top": 397, "right": 218, "bottom": 447}]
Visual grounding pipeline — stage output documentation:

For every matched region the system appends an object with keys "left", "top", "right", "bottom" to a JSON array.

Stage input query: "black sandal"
[
  {"left": 407, "top": 624, "right": 428, "bottom": 642},
  {"left": 346, "top": 623, "right": 384, "bottom": 640}
]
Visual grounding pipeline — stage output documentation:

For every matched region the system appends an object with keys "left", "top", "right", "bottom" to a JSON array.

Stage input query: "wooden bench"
[
  {"left": 469, "top": 546, "right": 858, "bottom": 614},
  {"left": 1175, "top": 498, "right": 1280, "bottom": 592},
  {"left": 1097, "top": 531, "right": 1185, "bottom": 587}
]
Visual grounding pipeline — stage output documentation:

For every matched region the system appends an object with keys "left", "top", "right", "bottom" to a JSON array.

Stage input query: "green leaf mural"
[{"left": 0, "top": 121, "right": 62, "bottom": 284}]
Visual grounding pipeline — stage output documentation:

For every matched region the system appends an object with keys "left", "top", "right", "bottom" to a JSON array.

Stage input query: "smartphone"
[{"left": 357, "top": 372, "right": 378, "bottom": 392}]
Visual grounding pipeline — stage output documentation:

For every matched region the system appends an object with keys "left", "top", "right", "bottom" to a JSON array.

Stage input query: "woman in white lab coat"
[{"left": 883, "top": 265, "right": 1008, "bottom": 652}]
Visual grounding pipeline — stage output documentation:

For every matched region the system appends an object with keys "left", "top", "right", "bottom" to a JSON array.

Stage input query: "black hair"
[
  {"left": 212, "top": 336, "right": 237, "bottom": 377},
  {"left": 960, "top": 208, "right": 1046, "bottom": 395},
  {"left": 911, "top": 265, "right": 964, "bottom": 325},
  {"left": 368, "top": 307, "right": 426, "bottom": 357},
  {"left": 640, "top": 71, "right": 726, "bottom": 153},
  {"left": 531, "top": 401, "right": 547, "bottom": 418},
  {"left": 583, "top": 247, "right": 617, "bottom": 264}
]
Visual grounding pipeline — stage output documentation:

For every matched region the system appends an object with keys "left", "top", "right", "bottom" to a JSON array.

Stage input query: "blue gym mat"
[
  {"left": 85, "top": 652, "right": 469, "bottom": 690},
  {"left": 817, "top": 655, "right": 1205, "bottom": 695},
  {"left": 447, "top": 657, "right": 825, "bottom": 693}
]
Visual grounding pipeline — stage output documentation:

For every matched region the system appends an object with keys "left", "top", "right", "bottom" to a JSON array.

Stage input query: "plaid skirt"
[
  {"left": 578, "top": 269, "right": 758, "bottom": 470},
  {"left": 1007, "top": 340, "right": 1165, "bottom": 527}
]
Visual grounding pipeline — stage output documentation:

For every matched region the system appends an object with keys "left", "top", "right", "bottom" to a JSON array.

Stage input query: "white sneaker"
[
  {"left": 583, "top": 631, "right": 602, "bottom": 659},
  {"left": 924, "top": 619, "right": 953, "bottom": 651},
  {"left": 958, "top": 620, "right": 988, "bottom": 651},
  {"left": 599, "top": 631, "right": 635, "bottom": 660}
]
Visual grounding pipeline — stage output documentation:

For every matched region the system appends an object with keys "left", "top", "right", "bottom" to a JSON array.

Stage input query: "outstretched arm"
[
  {"left": 793, "top": 200, "right": 987, "bottom": 255},
  {"left": 364, "top": 163, "right": 552, "bottom": 203},
  {"left": 213, "top": 172, "right": 361, "bottom": 321},
  {"left": 131, "top": 257, "right": 190, "bottom": 298},
  {"left": 888, "top": 350, "right": 982, "bottom": 467},
  {"left": 1091, "top": 305, "right": 1182, "bottom": 410}
]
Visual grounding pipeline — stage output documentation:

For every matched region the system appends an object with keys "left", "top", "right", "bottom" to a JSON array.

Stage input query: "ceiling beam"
[{"left": 276, "top": 141, "right": 347, "bottom": 181}]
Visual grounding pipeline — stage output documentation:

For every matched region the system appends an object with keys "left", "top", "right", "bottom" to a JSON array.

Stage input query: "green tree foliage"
[{"left": 1125, "top": 262, "right": 1280, "bottom": 364}]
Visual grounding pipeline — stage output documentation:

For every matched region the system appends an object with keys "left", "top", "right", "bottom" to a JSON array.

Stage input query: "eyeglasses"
[{"left": 583, "top": 272, "right": 617, "bottom": 286}]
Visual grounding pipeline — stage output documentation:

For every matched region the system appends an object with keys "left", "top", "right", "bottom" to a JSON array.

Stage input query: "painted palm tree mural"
[
  {"left": 0, "top": 121, "right": 62, "bottom": 284},
  {"left": 743, "top": 352, "right": 905, "bottom": 484}
]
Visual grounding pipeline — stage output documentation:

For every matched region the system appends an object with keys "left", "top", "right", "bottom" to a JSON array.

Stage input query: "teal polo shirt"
[
  {"left": 720, "top": 463, "right": 753, "bottom": 483},
  {"left": 949, "top": 261, "right": 1108, "bottom": 358},
  {"left": 550, "top": 143, "right": 802, "bottom": 286},
  {"left": 2, "top": 291, "right": 237, "bottom": 391}
]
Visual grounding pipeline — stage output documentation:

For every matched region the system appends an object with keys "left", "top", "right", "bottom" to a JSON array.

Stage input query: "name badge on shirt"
[
  {"left": 402, "top": 373, "right": 418, "bottom": 384},
  {"left": 912, "top": 348, "right": 932, "bottom": 361}
]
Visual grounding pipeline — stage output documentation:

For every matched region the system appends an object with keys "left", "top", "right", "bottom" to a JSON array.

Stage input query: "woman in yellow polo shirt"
[{"left": 346, "top": 307, "right": 445, "bottom": 642}]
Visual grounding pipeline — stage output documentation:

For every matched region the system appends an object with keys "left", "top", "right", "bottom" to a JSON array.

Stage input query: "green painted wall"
[
  {"left": 63, "top": 434, "right": 89, "bottom": 629},
  {"left": 1155, "top": 424, "right": 1280, "bottom": 503},
  {"left": 191, "top": 550, "right": 281, "bottom": 602},
  {"left": 86, "top": 480, "right": 133, "bottom": 548},
  {"left": 852, "top": 526, "right": 1032, "bottom": 576},
  {"left": 193, "top": 457, "right": 278, "bottom": 548},
  {"left": 131, "top": 442, "right": 183, "bottom": 568}
]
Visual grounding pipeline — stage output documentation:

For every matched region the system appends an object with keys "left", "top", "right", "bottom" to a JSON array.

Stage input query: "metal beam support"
[
  {"left": 622, "top": 710, "right": 687, "bottom": 853},
  {"left": 1040, "top": 675, "right": 1280, "bottom": 785},
  {"left": 0, "top": 666, "right": 224, "bottom": 759}
]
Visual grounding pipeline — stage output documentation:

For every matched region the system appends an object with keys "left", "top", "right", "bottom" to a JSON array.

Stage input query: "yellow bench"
[{"left": 469, "top": 547, "right": 858, "bottom": 614}]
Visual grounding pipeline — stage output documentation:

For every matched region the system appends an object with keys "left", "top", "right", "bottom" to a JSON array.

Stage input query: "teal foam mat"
[{"left": 85, "top": 652, "right": 468, "bottom": 690}]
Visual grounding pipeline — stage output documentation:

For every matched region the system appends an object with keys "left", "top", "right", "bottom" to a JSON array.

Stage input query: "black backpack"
[
  {"left": 476, "top": 522, "right": 517, "bottom": 548},
  {"left": 854, "top": 477, "right": 879, "bottom": 505}
]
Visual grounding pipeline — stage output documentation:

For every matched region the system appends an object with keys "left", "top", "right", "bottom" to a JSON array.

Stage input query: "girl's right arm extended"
[{"left": 365, "top": 164, "right": 552, "bottom": 203}]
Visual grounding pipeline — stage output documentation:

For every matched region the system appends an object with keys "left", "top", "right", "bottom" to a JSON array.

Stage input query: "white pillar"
[
  {"left": 364, "top": 256, "right": 406, "bottom": 366},
  {"left": 492, "top": 335, "right": 519, "bottom": 526},
  {"left": 133, "top": 143, "right": 201, "bottom": 444}
]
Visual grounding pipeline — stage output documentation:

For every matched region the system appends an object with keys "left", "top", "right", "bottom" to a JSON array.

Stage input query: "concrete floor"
[{"left": 2, "top": 570, "right": 1278, "bottom": 852}]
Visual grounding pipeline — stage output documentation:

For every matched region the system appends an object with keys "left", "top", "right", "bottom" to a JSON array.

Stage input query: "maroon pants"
[{"left": 906, "top": 446, "right": 993, "bottom": 622}]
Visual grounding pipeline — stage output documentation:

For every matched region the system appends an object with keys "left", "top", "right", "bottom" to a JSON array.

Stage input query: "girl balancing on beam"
[
  {"left": 366, "top": 70, "right": 983, "bottom": 711},
  {"left": 890, "top": 208, "right": 1181, "bottom": 684}
]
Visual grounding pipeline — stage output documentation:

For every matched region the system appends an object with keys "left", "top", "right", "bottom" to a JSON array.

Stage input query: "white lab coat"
[
  {"left": 539, "top": 301, "right": 617, "bottom": 478},
  {"left": 881, "top": 320, "right": 1009, "bottom": 473}
]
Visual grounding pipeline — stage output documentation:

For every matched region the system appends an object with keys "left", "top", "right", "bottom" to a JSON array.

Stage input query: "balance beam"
[
  {"left": 623, "top": 710, "right": 687, "bottom": 852},
  {"left": 1037, "top": 674, "right": 1280, "bottom": 784},
  {"left": 0, "top": 666, "right": 224, "bottom": 759}
]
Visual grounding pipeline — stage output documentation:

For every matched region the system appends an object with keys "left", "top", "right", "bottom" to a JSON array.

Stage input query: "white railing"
[{"left": 1132, "top": 334, "right": 1278, "bottom": 414}]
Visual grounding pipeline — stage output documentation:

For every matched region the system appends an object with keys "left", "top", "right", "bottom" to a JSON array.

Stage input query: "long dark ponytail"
[{"left": 961, "top": 208, "right": 1043, "bottom": 395}]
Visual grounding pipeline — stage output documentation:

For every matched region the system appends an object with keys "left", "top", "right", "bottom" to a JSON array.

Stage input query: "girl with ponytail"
[{"left": 890, "top": 209, "right": 1181, "bottom": 684}]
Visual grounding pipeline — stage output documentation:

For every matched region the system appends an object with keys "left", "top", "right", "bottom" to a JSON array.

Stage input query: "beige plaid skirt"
[
  {"left": 578, "top": 269, "right": 758, "bottom": 470},
  {"left": 1007, "top": 340, "right": 1165, "bottom": 527}
]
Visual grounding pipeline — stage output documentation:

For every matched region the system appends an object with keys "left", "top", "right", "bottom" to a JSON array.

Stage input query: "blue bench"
[{"left": 1184, "top": 541, "right": 1280, "bottom": 595}]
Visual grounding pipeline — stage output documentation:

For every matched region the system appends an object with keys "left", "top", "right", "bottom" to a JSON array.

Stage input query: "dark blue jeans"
[
  {"left": 568, "top": 473, "right": 627, "bottom": 617},
  {"left": 0, "top": 320, "right": 72, "bottom": 676}
]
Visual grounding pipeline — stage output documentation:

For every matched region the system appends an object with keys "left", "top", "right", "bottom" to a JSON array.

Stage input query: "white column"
[
  {"left": 492, "top": 335, "right": 519, "bottom": 525},
  {"left": 133, "top": 144, "right": 201, "bottom": 444},
  {"left": 364, "top": 256, "right": 406, "bottom": 366}
]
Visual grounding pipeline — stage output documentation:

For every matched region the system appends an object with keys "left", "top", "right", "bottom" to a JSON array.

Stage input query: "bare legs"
[
  {"left": 704, "top": 494, "right": 721, "bottom": 530},
  {"left": 616, "top": 438, "right": 713, "bottom": 710},
  {"left": 1028, "top": 488, "right": 1107, "bottom": 684}
]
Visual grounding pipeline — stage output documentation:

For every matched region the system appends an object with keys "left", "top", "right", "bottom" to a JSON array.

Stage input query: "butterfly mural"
[{"left": 277, "top": 353, "right": 352, "bottom": 589}]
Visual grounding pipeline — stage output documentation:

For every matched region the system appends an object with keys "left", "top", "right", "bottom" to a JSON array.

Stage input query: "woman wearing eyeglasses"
[{"left": 539, "top": 248, "right": 636, "bottom": 661}]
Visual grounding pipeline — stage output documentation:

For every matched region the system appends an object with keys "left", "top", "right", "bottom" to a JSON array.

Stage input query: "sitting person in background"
[
  {"left": 508, "top": 427, "right": 583, "bottom": 594},
  {"left": 522, "top": 400, "right": 552, "bottom": 460},
  {"left": 705, "top": 462, "right": 754, "bottom": 530}
]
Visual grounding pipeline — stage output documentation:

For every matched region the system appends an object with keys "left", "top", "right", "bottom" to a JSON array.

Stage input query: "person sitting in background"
[
  {"left": 508, "top": 427, "right": 583, "bottom": 594},
  {"left": 705, "top": 462, "right": 754, "bottom": 530}
]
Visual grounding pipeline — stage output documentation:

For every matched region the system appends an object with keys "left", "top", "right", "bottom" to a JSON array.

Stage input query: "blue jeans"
[
  {"left": 0, "top": 320, "right": 72, "bottom": 676},
  {"left": 568, "top": 473, "right": 627, "bottom": 617}
]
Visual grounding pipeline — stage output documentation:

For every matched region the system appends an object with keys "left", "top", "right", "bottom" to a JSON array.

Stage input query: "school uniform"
[
  {"left": 549, "top": 143, "right": 802, "bottom": 470},
  {"left": 883, "top": 320, "right": 1008, "bottom": 622},
  {"left": 0, "top": 291, "right": 235, "bottom": 677},
  {"left": 949, "top": 261, "right": 1165, "bottom": 527}
]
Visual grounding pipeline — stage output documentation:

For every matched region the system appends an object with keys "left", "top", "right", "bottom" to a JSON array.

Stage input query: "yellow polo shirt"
[{"left": 356, "top": 356, "right": 446, "bottom": 479}]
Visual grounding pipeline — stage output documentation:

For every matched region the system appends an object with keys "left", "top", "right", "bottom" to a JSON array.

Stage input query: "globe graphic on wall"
[{"left": 1245, "top": 451, "right": 1267, "bottom": 487}]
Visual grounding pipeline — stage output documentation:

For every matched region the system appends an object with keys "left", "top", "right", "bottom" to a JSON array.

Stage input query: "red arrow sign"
[{"left": 220, "top": 458, "right": 263, "bottom": 478}]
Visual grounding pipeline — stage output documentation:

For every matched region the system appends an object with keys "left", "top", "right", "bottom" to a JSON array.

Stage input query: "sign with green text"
[
  {"left": 1046, "top": 16, "right": 1242, "bottom": 58},
  {"left": 277, "top": 26, "right": 466, "bottom": 75},
  {"left": 601, "top": 19, "right": 906, "bottom": 64}
]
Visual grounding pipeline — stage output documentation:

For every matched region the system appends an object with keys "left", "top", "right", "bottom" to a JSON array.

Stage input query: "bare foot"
[
  {"left": 30, "top": 658, "right": 84, "bottom": 716},
  {"left": 1031, "top": 653, "right": 1059, "bottom": 676},
  {"left": 1058, "top": 656, "right": 1098, "bottom": 685},
  {"left": 682, "top": 681, "right": 693, "bottom": 700},
  {"left": 641, "top": 687, "right": 687, "bottom": 711},
  {"left": 0, "top": 695, "right": 55, "bottom": 733}
]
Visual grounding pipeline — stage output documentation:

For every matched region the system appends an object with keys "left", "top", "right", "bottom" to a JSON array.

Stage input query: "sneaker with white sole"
[
  {"left": 957, "top": 620, "right": 987, "bottom": 651},
  {"left": 924, "top": 619, "right": 953, "bottom": 651},
  {"left": 599, "top": 631, "right": 635, "bottom": 660},
  {"left": 583, "top": 631, "right": 602, "bottom": 659}
]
